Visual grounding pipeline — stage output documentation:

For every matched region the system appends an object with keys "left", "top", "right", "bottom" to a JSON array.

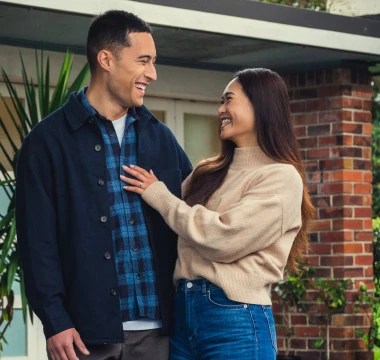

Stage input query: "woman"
[{"left": 120, "top": 68, "right": 315, "bottom": 360}]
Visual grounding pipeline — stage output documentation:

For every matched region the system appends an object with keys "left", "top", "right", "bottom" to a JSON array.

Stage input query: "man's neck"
[{"left": 85, "top": 83, "right": 129, "bottom": 121}]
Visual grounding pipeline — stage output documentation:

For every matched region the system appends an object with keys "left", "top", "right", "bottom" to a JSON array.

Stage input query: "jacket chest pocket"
[{"left": 157, "top": 169, "right": 182, "bottom": 198}]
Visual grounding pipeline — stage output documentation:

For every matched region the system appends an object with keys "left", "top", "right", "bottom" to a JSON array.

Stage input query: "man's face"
[{"left": 107, "top": 32, "right": 157, "bottom": 108}]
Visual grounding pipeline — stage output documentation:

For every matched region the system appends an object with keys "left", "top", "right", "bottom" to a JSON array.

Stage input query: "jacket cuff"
[{"left": 43, "top": 313, "right": 75, "bottom": 340}]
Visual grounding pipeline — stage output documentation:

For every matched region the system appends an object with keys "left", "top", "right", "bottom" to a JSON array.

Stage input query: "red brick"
[
  {"left": 364, "top": 219, "right": 373, "bottom": 229},
  {"left": 331, "top": 146, "right": 362, "bottom": 158},
  {"left": 332, "top": 315, "right": 364, "bottom": 326},
  {"left": 363, "top": 100, "right": 372, "bottom": 110},
  {"left": 362, "top": 123, "right": 372, "bottom": 135},
  {"left": 333, "top": 219, "right": 363, "bottom": 230},
  {"left": 312, "top": 196, "right": 331, "bottom": 207},
  {"left": 353, "top": 160, "right": 372, "bottom": 170},
  {"left": 355, "top": 232, "right": 374, "bottom": 241},
  {"left": 294, "top": 113, "right": 318, "bottom": 125},
  {"left": 363, "top": 243, "right": 373, "bottom": 252},
  {"left": 318, "top": 136, "right": 337, "bottom": 147},
  {"left": 362, "top": 148, "right": 372, "bottom": 159},
  {"left": 336, "top": 134, "right": 353, "bottom": 146},
  {"left": 289, "top": 339, "right": 307, "bottom": 350},
  {"left": 354, "top": 207, "right": 372, "bottom": 218},
  {"left": 333, "top": 267, "right": 364, "bottom": 278},
  {"left": 323, "top": 172, "right": 331, "bottom": 182},
  {"left": 320, "top": 255, "right": 353, "bottom": 266},
  {"left": 354, "top": 184, "right": 373, "bottom": 194},
  {"left": 332, "top": 122, "right": 362, "bottom": 134},
  {"left": 305, "top": 160, "right": 319, "bottom": 171},
  {"left": 299, "top": 137, "right": 318, "bottom": 148},
  {"left": 333, "top": 195, "right": 363, "bottom": 206},
  {"left": 353, "top": 135, "right": 371, "bottom": 146},
  {"left": 295, "top": 126, "right": 306, "bottom": 137},
  {"left": 363, "top": 195, "right": 372, "bottom": 206},
  {"left": 332, "top": 243, "right": 363, "bottom": 254},
  {"left": 318, "top": 110, "right": 352, "bottom": 123},
  {"left": 353, "top": 111, "right": 372, "bottom": 122},
  {"left": 333, "top": 339, "right": 365, "bottom": 351},
  {"left": 291, "top": 315, "right": 307, "bottom": 325},
  {"left": 290, "top": 102, "right": 306, "bottom": 113},
  {"left": 354, "top": 255, "right": 374, "bottom": 265},
  {"left": 307, "top": 172, "right": 321, "bottom": 183},
  {"left": 307, "top": 148, "right": 330, "bottom": 159},
  {"left": 363, "top": 172, "right": 372, "bottom": 182},
  {"left": 352, "top": 86, "right": 373, "bottom": 98},
  {"left": 304, "top": 255, "right": 319, "bottom": 266},
  {"left": 306, "top": 99, "right": 330, "bottom": 112},
  {"left": 313, "top": 220, "right": 331, "bottom": 231},
  {"left": 365, "top": 267, "right": 374, "bottom": 277},
  {"left": 308, "top": 124, "right": 331, "bottom": 136},
  {"left": 320, "top": 231, "right": 353, "bottom": 242},
  {"left": 310, "top": 243, "right": 331, "bottom": 254},
  {"left": 331, "top": 170, "right": 363, "bottom": 182},
  {"left": 295, "top": 326, "right": 320, "bottom": 337},
  {"left": 329, "top": 327, "right": 354, "bottom": 338},
  {"left": 319, "top": 207, "right": 352, "bottom": 219},
  {"left": 320, "top": 183, "right": 353, "bottom": 194}
]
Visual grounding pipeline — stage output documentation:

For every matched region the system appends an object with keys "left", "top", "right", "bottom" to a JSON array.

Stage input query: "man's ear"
[{"left": 97, "top": 50, "right": 114, "bottom": 72}]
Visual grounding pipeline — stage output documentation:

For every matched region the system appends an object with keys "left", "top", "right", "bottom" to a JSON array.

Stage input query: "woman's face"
[{"left": 218, "top": 78, "right": 258, "bottom": 148}]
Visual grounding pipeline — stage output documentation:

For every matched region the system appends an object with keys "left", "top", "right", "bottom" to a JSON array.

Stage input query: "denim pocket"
[
  {"left": 262, "top": 306, "right": 278, "bottom": 354},
  {"left": 207, "top": 288, "right": 248, "bottom": 309}
]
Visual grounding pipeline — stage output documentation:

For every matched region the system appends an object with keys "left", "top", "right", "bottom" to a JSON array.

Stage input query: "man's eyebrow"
[{"left": 137, "top": 55, "right": 157, "bottom": 61}]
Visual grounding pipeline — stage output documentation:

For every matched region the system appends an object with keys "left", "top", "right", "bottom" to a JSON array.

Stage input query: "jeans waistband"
[{"left": 176, "top": 278, "right": 219, "bottom": 295}]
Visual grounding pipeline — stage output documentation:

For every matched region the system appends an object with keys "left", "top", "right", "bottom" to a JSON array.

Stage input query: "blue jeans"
[{"left": 169, "top": 279, "right": 277, "bottom": 360}]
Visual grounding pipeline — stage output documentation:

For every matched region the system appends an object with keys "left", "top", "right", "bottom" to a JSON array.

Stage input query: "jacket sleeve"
[
  {"left": 142, "top": 166, "right": 303, "bottom": 263},
  {"left": 16, "top": 138, "right": 74, "bottom": 339}
]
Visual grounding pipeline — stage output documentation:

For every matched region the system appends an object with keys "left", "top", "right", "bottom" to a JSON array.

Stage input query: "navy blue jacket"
[{"left": 16, "top": 92, "right": 192, "bottom": 343}]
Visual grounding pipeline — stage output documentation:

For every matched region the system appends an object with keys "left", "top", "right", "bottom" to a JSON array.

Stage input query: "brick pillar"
[{"left": 275, "top": 69, "right": 374, "bottom": 360}]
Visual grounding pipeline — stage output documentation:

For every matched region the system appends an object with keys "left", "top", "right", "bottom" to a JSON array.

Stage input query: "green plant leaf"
[{"left": 314, "top": 339, "right": 324, "bottom": 348}]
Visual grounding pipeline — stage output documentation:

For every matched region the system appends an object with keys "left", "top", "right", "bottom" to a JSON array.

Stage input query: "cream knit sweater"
[{"left": 142, "top": 146, "right": 303, "bottom": 305}]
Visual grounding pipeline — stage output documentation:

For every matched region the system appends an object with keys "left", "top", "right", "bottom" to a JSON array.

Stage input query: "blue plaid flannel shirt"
[{"left": 77, "top": 87, "right": 160, "bottom": 322}]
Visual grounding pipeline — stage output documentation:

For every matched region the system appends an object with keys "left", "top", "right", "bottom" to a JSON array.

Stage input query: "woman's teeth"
[{"left": 221, "top": 119, "right": 231, "bottom": 128}]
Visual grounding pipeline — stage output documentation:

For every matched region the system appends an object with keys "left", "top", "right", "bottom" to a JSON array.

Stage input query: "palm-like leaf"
[{"left": 0, "top": 50, "right": 89, "bottom": 352}]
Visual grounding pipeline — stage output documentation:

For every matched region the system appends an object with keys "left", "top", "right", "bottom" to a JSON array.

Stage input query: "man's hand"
[{"left": 47, "top": 328, "right": 90, "bottom": 360}]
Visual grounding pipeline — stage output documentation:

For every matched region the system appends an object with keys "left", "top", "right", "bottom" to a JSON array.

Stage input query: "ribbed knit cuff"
[{"left": 142, "top": 181, "right": 178, "bottom": 214}]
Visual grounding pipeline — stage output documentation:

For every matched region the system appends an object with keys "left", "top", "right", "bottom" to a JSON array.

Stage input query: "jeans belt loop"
[{"left": 202, "top": 279, "right": 207, "bottom": 295}]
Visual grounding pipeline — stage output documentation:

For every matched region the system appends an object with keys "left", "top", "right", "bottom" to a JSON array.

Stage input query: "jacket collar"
[{"left": 63, "top": 90, "right": 158, "bottom": 132}]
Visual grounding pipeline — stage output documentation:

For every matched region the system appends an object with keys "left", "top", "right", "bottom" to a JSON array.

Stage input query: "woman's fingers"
[
  {"left": 120, "top": 175, "right": 141, "bottom": 187},
  {"left": 123, "top": 185, "right": 144, "bottom": 195},
  {"left": 122, "top": 165, "right": 151, "bottom": 179}
]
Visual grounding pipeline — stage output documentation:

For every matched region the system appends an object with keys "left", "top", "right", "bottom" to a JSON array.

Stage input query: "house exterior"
[{"left": 1, "top": 0, "right": 379, "bottom": 358}]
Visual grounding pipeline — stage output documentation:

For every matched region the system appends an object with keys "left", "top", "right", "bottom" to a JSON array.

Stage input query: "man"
[{"left": 16, "top": 10, "right": 192, "bottom": 360}]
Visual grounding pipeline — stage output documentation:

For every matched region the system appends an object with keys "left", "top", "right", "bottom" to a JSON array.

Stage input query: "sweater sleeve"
[{"left": 142, "top": 166, "right": 303, "bottom": 263}]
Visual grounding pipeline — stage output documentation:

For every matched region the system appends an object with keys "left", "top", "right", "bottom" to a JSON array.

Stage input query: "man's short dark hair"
[{"left": 86, "top": 10, "right": 152, "bottom": 72}]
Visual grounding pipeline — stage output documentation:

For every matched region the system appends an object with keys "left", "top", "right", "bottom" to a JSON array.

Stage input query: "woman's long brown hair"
[{"left": 184, "top": 68, "right": 315, "bottom": 273}]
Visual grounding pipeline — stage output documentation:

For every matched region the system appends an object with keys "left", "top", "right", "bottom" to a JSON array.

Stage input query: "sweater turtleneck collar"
[{"left": 229, "top": 146, "right": 276, "bottom": 170}]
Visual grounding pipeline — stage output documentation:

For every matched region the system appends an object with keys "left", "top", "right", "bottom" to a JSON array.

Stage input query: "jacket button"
[
  {"left": 136, "top": 274, "right": 141, "bottom": 280},
  {"left": 128, "top": 219, "right": 135, "bottom": 225},
  {"left": 110, "top": 289, "right": 117, "bottom": 296},
  {"left": 95, "top": 144, "right": 102, "bottom": 151},
  {"left": 104, "top": 252, "right": 111, "bottom": 260},
  {"left": 100, "top": 216, "right": 108, "bottom": 223},
  {"left": 132, "top": 246, "right": 138, "bottom": 252},
  {"left": 109, "top": 131, "right": 115, "bottom": 137},
  {"left": 98, "top": 179, "right": 105, "bottom": 186},
  {"left": 88, "top": 117, "right": 95, "bottom": 124}
]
